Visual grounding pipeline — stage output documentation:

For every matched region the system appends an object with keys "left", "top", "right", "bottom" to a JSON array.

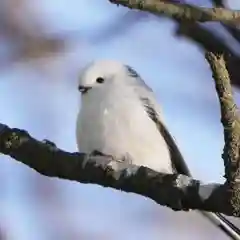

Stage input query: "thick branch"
[
  {"left": 110, "top": 0, "right": 240, "bottom": 23},
  {"left": 0, "top": 123, "right": 237, "bottom": 216},
  {"left": 205, "top": 53, "right": 240, "bottom": 215}
]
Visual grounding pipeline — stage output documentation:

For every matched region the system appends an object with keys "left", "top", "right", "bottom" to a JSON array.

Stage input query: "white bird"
[{"left": 76, "top": 60, "right": 240, "bottom": 239}]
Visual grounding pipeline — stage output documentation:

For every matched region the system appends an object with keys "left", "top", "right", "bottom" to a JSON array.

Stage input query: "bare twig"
[{"left": 110, "top": 0, "right": 240, "bottom": 24}]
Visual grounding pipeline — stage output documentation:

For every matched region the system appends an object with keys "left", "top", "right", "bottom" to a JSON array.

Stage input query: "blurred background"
[{"left": 0, "top": 0, "right": 240, "bottom": 239}]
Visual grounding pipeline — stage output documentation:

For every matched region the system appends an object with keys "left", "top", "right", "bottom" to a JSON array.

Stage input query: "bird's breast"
[{"left": 77, "top": 90, "right": 173, "bottom": 173}]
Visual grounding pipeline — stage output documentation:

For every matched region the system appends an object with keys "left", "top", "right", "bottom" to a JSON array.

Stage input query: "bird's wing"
[
  {"left": 140, "top": 96, "right": 191, "bottom": 176},
  {"left": 125, "top": 64, "right": 190, "bottom": 175}
]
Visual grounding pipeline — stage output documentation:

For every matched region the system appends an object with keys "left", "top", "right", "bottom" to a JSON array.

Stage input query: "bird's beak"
[{"left": 78, "top": 85, "right": 92, "bottom": 94}]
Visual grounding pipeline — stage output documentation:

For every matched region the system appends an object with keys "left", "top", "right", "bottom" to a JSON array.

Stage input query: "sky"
[{"left": 0, "top": 0, "right": 239, "bottom": 239}]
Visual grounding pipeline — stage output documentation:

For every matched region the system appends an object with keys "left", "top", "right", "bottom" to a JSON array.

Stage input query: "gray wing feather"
[
  {"left": 125, "top": 65, "right": 153, "bottom": 92},
  {"left": 125, "top": 64, "right": 190, "bottom": 174},
  {"left": 140, "top": 97, "right": 191, "bottom": 176},
  {"left": 124, "top": 64, "right": 189, "bottom": 175}
]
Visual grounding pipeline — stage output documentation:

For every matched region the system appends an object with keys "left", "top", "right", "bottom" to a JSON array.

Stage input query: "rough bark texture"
[
  {"left": 0, "top": 123, "right": 235, "bottom": 216},
  {"left": 206, "top": 53, "right": 240, "bottom": 216}
]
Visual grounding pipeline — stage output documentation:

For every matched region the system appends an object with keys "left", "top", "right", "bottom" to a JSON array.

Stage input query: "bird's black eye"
[{"left": 96, "top": 77, "right": 104, "bottom": 83}]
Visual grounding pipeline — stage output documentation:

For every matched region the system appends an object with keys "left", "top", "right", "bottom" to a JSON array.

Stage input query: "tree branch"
[
  {"left": 206, "top": 52, "right": 240, "bottom": 216},
  {"left": 109, "top": 0, "right": 240, "bottom": 23},
  {"left": 0, "top": 123, "right": 237, "bottom": 216}
]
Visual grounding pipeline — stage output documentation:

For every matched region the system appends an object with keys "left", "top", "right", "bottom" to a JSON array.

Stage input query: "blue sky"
[{"left": 0, "top": 1, "right": 239, "bottom": 239}]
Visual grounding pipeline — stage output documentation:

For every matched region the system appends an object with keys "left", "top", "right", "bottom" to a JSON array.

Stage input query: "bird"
[{"left": 76, "top": 60, "right": 240, "bottom": 239}]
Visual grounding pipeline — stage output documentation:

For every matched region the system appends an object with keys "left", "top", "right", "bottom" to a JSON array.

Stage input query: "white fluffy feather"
[{"left": 76, "top": 60, "right": 173, "bottom": 173}]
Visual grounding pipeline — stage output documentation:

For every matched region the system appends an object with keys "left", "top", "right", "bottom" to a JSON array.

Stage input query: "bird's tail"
[
  {"left": 199, "top": 211, "right": 240, "bottom": 240},
  {"left": 158, "top": 122, "right": 240, "bottom": 239}
]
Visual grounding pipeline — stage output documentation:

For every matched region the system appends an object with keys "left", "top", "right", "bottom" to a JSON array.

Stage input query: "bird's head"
[{"left": 78, "top": 60, "right": 141, "bottom": 95}]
